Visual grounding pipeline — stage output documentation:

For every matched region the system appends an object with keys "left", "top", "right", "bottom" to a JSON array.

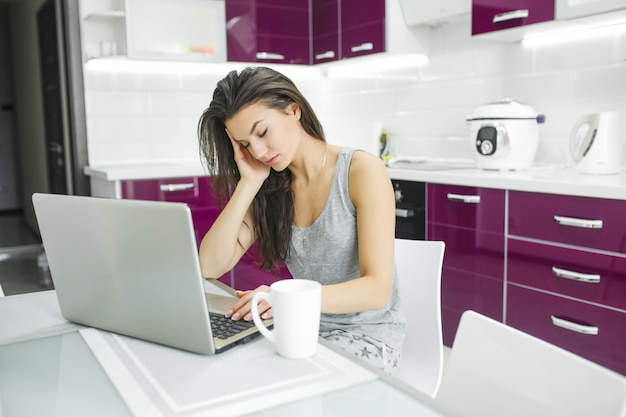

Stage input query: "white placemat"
[{"left": 80, "top": 328, "right": 377, "bottom": 417}]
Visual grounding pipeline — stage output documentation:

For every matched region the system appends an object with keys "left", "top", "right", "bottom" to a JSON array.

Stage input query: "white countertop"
[
  {"left": 388, "top": 165, "right": 626, "bottom": 201},
  {"left": 84, "top": 161, "right": 208, "bottom": 181},
  {"left": 84, "top": 161, "right": 626, "bottom": 201}
]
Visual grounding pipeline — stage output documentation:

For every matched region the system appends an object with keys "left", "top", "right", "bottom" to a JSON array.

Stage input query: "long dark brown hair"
[{"left": 198, "top": 67, "right": 325, "bottom": 273}]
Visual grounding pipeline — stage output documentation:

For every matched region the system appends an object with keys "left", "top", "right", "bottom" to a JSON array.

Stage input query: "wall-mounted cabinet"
[
  {"left": 398, "top": 0, "right": 470, "bottom": 27},
  {"left": 471, "top": 0, "right": 626, "bottom": 41},
  {"left": 80, "top": 0, "right": 227, "bottom": 62},
  {"left": 471, "top": 0, "right": 554, "bottom": 37},
  {"left": 226, "top": 0, "right": 311, "bottom": 64},
  {"left": 80, "top": 0, "right": 127, "bottom": 60},
  {"left": 556, "top": 0, "right": 626, "bottom": 20},
  {"left": 126, "top": 0, "right": 227, "bottom": 62}
]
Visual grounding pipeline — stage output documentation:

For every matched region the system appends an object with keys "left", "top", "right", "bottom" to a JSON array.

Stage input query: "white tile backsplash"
[{"left": 84, "top": 17, "right": 626, "bottom": 168}]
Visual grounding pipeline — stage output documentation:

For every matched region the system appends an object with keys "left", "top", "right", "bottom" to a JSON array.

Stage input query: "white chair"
[
  {"left": 436, "top": 310, "right": 626, "bottom": 417},
  {"left": 395, "top": 238, "right": 445, "bottom": 397}
]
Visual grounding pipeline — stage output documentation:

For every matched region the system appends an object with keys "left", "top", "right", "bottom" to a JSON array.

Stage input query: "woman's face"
[{"left": 225, "top": 101, "right": 301, "bottom": 171}]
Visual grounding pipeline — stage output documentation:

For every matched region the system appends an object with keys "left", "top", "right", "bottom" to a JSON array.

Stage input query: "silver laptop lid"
[{"left": 32, "top": 193, "right": 215, "bottom": 354}]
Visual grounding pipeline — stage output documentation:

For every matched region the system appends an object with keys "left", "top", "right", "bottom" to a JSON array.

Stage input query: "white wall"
[
  {"left": 83, "top": 16, "right": 626, "bottom": 170},
  {"left": 322, "top": 18, "right": 626, "bottom": 167}
]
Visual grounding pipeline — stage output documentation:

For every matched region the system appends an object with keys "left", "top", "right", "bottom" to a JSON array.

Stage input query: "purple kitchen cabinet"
[
  {"left": 428, "top": 223, "right": 505, "bottom": 280},
  {"left": 507, "top": 284, "right": 626, "bottom": 376},
  {"left": 428, "top": 184, "right": 505, "bottom": 234},
  {"left": 428, "top": 183, "right": 506, "bottom": 346},
  {"left": 472, "top": 0, "right": 554, "bottom": 36},
  {"left": 340, "top": 0, "right": 385, "bottom": 59},
  {"left": 508, "top": 239, "right": 626, "bottom": 311},
  {"left": 312, "top": 0, "right": 339, "bottom": 64},
  {"left": 441, "top": 268, "right": 504, "bottom": 347},
  {"left": 509, "top": 191, "right": 626, "bottom": 254},
  {"left": 226, "top": 0, "right": 311, "bottom": 64}
]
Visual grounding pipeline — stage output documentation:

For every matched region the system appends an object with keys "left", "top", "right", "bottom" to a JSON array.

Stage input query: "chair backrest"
[
  {"left": 436, "top": 310, "right": 626, "bottom": 417},
  {"left": 395, "top": 238, "right": 445, "bottom": 397}
]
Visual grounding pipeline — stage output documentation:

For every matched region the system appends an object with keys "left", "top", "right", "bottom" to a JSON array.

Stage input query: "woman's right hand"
[{"left": 229, "top": 136, "right": 271, "bottom": 187}]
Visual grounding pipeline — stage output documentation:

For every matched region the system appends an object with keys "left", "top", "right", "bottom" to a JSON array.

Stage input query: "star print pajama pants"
[{"left": 320, "top": 329, "right": 401, "bottom": 376}]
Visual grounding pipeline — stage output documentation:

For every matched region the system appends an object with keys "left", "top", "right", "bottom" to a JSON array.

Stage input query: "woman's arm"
[
  {"left": 321, "top": 150, "right": 396, "bottom": 313},
  {"left": 198, "top": 180, "right": 258, "bottom": 278},
  {"left": 199, "top": 136, "right": 270, "bottom": 278}
]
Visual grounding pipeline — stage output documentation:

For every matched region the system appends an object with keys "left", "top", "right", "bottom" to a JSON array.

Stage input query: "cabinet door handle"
[
  {"left": 256, "top": 52, "right": 285, "bottom": 61},
  {"left": 492, "top": 9, "right": 529, "bottom": 24},
  {"left": 552, "top": 267, "right": 601, "bottom": 284},
  {"left": 551, "top": 315, "right": 599, "bottom": 335},
  {"left": 447, "top": 193, "right": 481, "bottom": 204},
  {"left": 315, "top": 50, "right": 335, "bottom": 60},
  {"left": 553, "top": 215, "right": 603, "bottom": 229},
  {"left": 160, "top": 183, "right": 195, "bottom": 192},
  {"left": 351, "top": 42, "right": 373, "bottom": 53},
  {"left": 395, "top": 208, "right": 415, "bottom": 218}
]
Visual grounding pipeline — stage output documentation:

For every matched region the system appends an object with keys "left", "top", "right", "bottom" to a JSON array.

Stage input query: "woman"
[{"left": 197, "top": 67, "right": 406, "bottom": 374}]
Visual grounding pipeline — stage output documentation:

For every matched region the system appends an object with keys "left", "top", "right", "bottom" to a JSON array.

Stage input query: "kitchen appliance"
[
  {"left": 570, "top": 111, "right": 623, "bottom": 175},
  {"left": 466, "top": 99, "right": 545, "bottom": 170},
  {"left": 392, "top": 180, "right": 425, "bottom": 240}
]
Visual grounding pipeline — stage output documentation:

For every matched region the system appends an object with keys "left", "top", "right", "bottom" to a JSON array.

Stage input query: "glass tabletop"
[
  {"left": 0, "top": 332, "right": 133, "bottom": 417},
  {"left": 0, "top": 331, "right": 456, "bottom": 417}
]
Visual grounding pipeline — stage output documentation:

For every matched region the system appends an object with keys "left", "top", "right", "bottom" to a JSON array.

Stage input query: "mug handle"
[{"left": 251, "top": 292, "right": 275, "bottom": 342}]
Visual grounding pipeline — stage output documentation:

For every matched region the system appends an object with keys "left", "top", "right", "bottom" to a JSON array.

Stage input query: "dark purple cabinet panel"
[
  {"left": 509, "top": 191, "right": 626, "bottom": 254},
  {"left": 312, "top": 0, "right": 339, "bottom": 63},
  {"left": 428, "top": 184, "right": 505, "bottom": 233},
  {"left": 508, "top": 239, "right": 626, "bottom": 310},
  {"left": 340, "top": 0, "right": 385, "bottom": 59},
  {"left": 472, "top": 0, "right": 554, "bottom": 36},
  {"left": 441, "top": 268, "right": 504, "bottom": 346},
  {"left": 226, "top": 0, "right": 311, "bottom": 64},
  {"left": 507, "top": 284, "right": 626, "bottom": 376},
  {"left": 429, "top": 224, "right": 504, "bottom": 280}
]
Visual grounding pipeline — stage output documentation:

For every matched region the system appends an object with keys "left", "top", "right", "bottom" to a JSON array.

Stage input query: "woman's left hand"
[{"left": 226, "top": 286, "right": 272, "bottom": 321}]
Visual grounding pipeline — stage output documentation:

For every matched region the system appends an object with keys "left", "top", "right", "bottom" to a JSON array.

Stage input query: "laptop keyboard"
[{"left": 209, "top": 313, "right": 256, "bottom": 339}]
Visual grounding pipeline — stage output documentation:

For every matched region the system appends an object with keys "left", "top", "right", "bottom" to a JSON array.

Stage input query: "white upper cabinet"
[
  {"left": 125, "top": 0, "right": 226, "bottom": 62},
  {"left": 398, "top": 0, "right": 470, "bottom": 27},
  {"left": 556, "top": 0, "right": 626, "bottom": 20}
]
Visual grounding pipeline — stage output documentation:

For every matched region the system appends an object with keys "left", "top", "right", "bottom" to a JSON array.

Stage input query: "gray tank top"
[{"left": 286, "top": 147, "right": 407, "bottom": 351}]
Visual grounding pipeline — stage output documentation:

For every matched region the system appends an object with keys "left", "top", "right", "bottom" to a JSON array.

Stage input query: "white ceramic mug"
[{"left": 251, "top": 279, "right": 321, "bottom": 359}]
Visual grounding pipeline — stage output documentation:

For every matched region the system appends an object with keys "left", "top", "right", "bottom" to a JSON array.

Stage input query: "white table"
[{"left": 0, "top": 285, "right": 460, "bottom": 417}]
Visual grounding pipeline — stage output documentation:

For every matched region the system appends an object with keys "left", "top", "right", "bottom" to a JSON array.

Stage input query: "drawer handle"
[
  {"left": 551, "top": 315, "right": 599, "bottom": 335},
  {"left": 351, "top": 42, "right": 374, "bottom": 53},
  {"left": 315, "top": 50, "right": 335, "bottom": 60},
  {"left": 396, "top": 208, "right": 415, "bottom": 218},
  {"left": 493, "top": 9, "right": 529, "bottom": 24},
  {"left": 552, "top": 267, "right": 601, "bottom": 284},
  {"left": 159, "top": 183, "right": 195, "bottom": 192},
  {"left": 256, "top": 52, "right": 285, "bottom": 61},
  {"left": 447, "top": 193, "right": 481, "bottom": 204},
  {"left": 553, "top": 215, "right": 603, "bottom": 229}
]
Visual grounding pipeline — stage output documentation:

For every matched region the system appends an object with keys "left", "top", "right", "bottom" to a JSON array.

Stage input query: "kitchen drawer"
[
  {"left": 121, "top": 177, "right": 212, "bottom": 208},
  {"left": 442, "top": 268, "right": 503, "bottom": 346},
  {"left": 429, "top": 223, "right": 504, "bottom": 280},
  {"left": 509, "top": 191, "right": 626, "bottom": 254},
  {"left": 508, "top": 239, "right": 626, "bottom": 310},
  {"left": 507, "top": 284, "right": 626, "bottom": 376},
  {"left": 428, "top": 184, "right": 505, "bottom": 233}
]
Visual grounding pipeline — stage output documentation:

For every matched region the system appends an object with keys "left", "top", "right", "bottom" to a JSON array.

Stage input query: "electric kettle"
[{"left": 570, "top": 111, "right": 624, "bottom": 175}]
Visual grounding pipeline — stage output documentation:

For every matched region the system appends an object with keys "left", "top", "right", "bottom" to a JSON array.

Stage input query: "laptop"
[{"left": 32, "top": 192, "right": 270, "bottom": 355}]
